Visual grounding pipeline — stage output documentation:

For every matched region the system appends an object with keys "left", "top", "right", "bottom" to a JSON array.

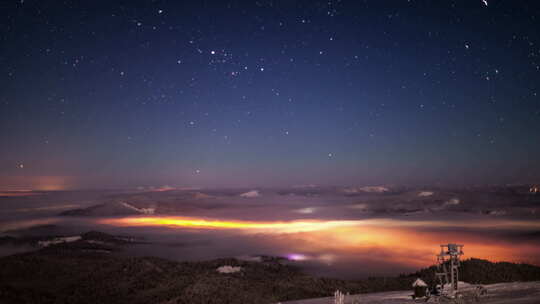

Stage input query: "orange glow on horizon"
[
  {"left": 100, "top": 215, "right": 540, "bottom": 267},
  {"left": 99, "top": 216, "right": 362, "bottom": 233},
  {"left": 100, "top": 216, "right": 540, "bottom": 232},
  {"left": 0, "top": 190, "right": 44, "bottom": 197},
  {"left": 0, "top": 176, "right": 72, "bottom": 191}
]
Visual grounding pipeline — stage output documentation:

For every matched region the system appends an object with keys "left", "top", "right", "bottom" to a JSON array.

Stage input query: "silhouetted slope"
[{"left": 1, "top": 234, "right": 539, "bottom": 304}]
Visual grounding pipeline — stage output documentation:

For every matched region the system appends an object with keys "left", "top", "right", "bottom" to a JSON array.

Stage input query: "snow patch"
[
  {"left": 216, "top": 265, "right": 242, "bottom": 273},
  {"left": 445, "top": 198, "right": 460, "bottom": 206},
  {"left": 343, "top": 186, "right": 389, "bottom": 194},
  {"left": 488, "top": 210, "right": 507, "bottom": 216},
  {"left": 413, "top": 278, "right": 427, "bottom": 287},
  {"left": 120, "top": 202, "right": 155, "bottom": 214},
  {"left": 38, "top": 236, "right": 82, "bottom": 247},
  {"left": 418, "top": 191, "right": 434, "bottom": 197},
  {"left": 116, "top": 236, "right": 136, "bottom": 242},
  {"left": 85, "top": 240, "right": 106, "bottom": 245},
  {"left": 441, "top": 281, "right": 472, "bottom": 291},
  {"left": 240, "top": 190, "right": 260, "bottom": 198}
]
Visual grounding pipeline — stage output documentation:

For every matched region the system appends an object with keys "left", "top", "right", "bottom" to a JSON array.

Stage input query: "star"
[{"left": 2, "top": 0, "right": 538, "bottom": 198}]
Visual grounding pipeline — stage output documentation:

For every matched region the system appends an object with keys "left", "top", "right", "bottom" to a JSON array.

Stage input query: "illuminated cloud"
[
  {"left": 99, "top": 216, "right": 540, "bottom": 233},
  {"left": 0, "top": 176, "right": 73, "bottom": 191},
  {"left": 318, "top": 253, "right": 336, "bottom": 265},
  {"left": 239, "top": 190, "right": 260, "bottom": 198},
  {"left": 0, "top": 218, "right": 61, "bottom": 233},
  {"left": 99, "top": 216, "right": 362, "bottom": 233},
  {"left": 153, "top": 185, "right": 176, "bottom": 192},
  {"left": 193, "top": 192, "right": 213, "bottom": 199},
  {"left": 8, "top": 204, "right": 80, "bottom": 213},
  {"left": 348, "top": 203, "right": 369, "bottom": 210},
  {"left": 287, "top": 253, "right": 308, "bottom": 261},
  {"left": 343, "top": 186, "right": 389, "bottom": 194},
  {"left": 0, "top": 191, "right": 44, "bottom": 197},
  {"left": 294, "top": 207, "right": 317, "bottom": 214}
]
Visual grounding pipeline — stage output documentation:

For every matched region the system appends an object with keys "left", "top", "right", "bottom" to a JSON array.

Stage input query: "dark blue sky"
[{"left": 1, "top": 0, "right": 539, "bottom": 189}]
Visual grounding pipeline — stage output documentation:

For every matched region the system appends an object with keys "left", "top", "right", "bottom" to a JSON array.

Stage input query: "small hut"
[{"left": 412, "top": 278, "right": 428, "bottom": 299}]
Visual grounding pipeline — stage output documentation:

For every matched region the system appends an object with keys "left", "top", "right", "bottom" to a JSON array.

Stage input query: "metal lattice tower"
[{"left": 435, "top": 244, "right": 464, "bottom": 295}]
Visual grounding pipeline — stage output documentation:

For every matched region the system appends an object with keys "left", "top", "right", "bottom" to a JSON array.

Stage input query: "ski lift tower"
[{"left": 435, "top": 244, "right": 464, "bottom": 295}]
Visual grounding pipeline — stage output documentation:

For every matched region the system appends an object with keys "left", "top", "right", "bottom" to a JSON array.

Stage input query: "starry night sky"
[{"left": 1, "top": 0, "right": 540, "bottom": 189}]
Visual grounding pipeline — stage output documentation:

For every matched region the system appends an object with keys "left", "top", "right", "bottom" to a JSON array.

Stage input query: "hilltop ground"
[
  {"left": 1, "top": 231, "right": 540, "bottom": 304},
  {"left": 283, "top": 281, "right": 540, "bottom": 304}
]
